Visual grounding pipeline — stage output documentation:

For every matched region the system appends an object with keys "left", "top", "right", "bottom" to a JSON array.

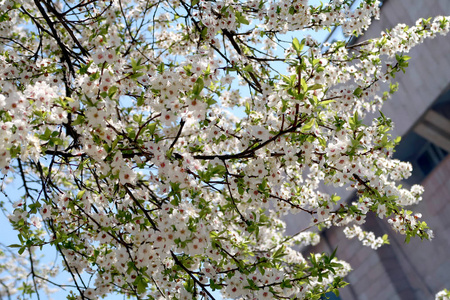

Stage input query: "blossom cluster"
[
  {"left": 343, "top": 225, "right": 386, "bottom": 250},
  {"left": 0, "top": 242, "right": 58, "bottom": 298},
  {"left": 436, "top": 289, "right": 450, "bottom": 300},
  {"left": 0, "top": 0, "right": 449, "bottom": 299}
]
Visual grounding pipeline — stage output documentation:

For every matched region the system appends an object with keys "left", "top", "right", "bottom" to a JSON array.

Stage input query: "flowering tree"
[{"left": 0, "top": 0, "right": 449, "bottom": 298}]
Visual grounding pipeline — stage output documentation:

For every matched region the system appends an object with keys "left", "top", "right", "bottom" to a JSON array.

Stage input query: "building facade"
[{"left": 305, "top": 1, "right": 450, "bottom": 299}]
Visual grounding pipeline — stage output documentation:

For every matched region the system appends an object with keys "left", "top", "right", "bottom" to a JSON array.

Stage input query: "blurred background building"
[{"left": 299, "top": 0, "right": 450, "bottom": 299}]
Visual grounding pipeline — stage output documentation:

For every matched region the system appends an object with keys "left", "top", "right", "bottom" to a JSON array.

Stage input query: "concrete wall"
[
  {"left": 361, "top": 0, "right": 450, "bottom": 137},
  {"left": 314, "top": 154, "right": 450, "bottom": 300}
]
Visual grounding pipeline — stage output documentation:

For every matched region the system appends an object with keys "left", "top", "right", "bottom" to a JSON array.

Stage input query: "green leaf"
[
  {"left": 280, "top": 279, "right": 293, "bottom": 288},
  {"left": 89, "top": 71, "right": 100, "bottom": 81},
  {"left": 108, "top": 86, "right": 118, "bottom": 98},
  {"left": 301, "top": 118, "right": 316, "bottom": 132},
  {"left": 148, "top": 123, "right": 157, "bottom": 135},
  {"left": 273, "top": 245, "right": 286, "bottom": 259},
  {"left": 349, "top": 111, "right": 362, "bottom": 130},
  {"left": 39, "top": 127, "right": 52, "bottom": 140},
  {"left": 238, "top": 186, "right": 244, "bottom": 195},
  {"left": 192, "top": 77, "right": 204, "bottom": 95},
  {"left": 72, "top": 114, "right": 84, "bottom": 126},
  {"left": 133, "top": 114, "right": 142, "bottom": 123},
  {"left": 157, "top": 62, "right": 165, "bottom": 73},
  {"left": 259, "top": 212, "right": 269, "bottom": 223},
  {"left": 292, "top": 38, "right": 305, "bottom": 53},
  {"left": 353, "top": 87, "right": 363, "bottom": 98},
  {"left": 131, "top": 57, "right": 145, "bottom": 71},
  {"left": 293, "top": 38, "right": 300, "bottom": 51},
  {"left": 78, "top": 61, "right": 93, "bottom": 75},
  {"left": 206, "top": 97, "right": 217, "bottom": 107},
  {"left": 130, "top": 72, "right": 144, "bottom": 79},
  {"left": 319, "top": 99, "right": 335, "bottom": 106},
  {"left": 331, "top": 194, "right": 341, "bottom": 202},
  {"left": 76, "top": 190, "right": 86, "bottom": 200},
  {"left": 245, "top": 279, "right": 259, "bottom": 290},
  {"left": 245, "top": 101, "right": 251, "bottom": 115},
  {"left": 308, "top": 84, "right": 323, "bottom": 91},
  {"left": 137, "top": 92, "right": 145, "bottom": 106},
  {"left": 330, "top": 247, "right": 338, "bottom": 260},
  {"left": 134, "top": 276, "right": 148, "bottom": 294},
  {"left": 243, "top": 64, "right": 254, "bottom": 72},
  {"left": 382, "top": 234, "right": 390, "bottom": 245},
  {"left": 258, "top": 178, "right": 268, "bottom": 192},
  {"left": 301, "top": 78, "right": 308, "bottom": 92},
  {"left": 236, "top": 12, "right": 250, "bottom": 25}
]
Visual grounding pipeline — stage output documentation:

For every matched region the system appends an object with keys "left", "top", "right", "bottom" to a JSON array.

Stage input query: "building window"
[
  {"left": 320, "top": 291, "right": 341, "bottom": 300},
  {"left": 416, "top": 142, "right": 448, "bottom": 176},
  {"left": 395, "top": 131, "right": 448, "bottom": 184}
]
